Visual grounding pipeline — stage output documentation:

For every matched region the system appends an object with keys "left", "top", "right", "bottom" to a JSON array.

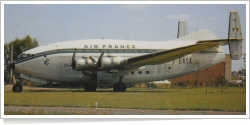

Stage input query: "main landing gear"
[
  {"left": 82, "top": 76, "right": 127, "bottom": 92},
  {"left": 113, "top": 82, "right": 127, "bottom": 92},
  {"left": 113, "top": 76, "right": 126, "bottom": 92},
  {"left": 83, "top": 83, "right": 97, "bottom": 92}
]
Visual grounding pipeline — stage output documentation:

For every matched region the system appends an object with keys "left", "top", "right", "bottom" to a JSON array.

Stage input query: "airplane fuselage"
[{"left": 14, "top": 36, "right": 226, "bottom": 85}]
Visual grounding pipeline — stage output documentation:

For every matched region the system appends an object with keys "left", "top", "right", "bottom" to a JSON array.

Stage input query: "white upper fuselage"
[{"left": 14, "top": 30, "right": 226, "bottom": 85}]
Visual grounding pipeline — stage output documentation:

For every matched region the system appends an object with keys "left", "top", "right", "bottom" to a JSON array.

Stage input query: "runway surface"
[{"left": 4, "top": 106, "right": 246, "bottom": 115}]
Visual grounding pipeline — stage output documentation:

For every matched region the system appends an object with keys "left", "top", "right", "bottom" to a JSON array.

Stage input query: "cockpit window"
[
  {"left": 17, "top": 53, "right": 34, "bottom": 59},
  {"left": 22, "top": 54, "right": 27, "bottom": 57},
  {"left": 17, "top": 54, "right": 25, "bottom": 58}
]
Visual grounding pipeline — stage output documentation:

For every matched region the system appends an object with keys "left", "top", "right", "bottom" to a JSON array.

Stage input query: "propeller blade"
[
  {"left": 89, "top": 56, "right": 96, "bottom": 63},
  {"left": 11, "top": 44, "right": 13, "bottom": 63},
  {"left": 72, "top": 48, "right": 77, "bottom": 63},
  {"left": 10, "top": 44, "right": 16, "bottom": 84},
  {"left": 71, "top": 48, "right": 77, "bottom": 69},
  {"left": 97, "top": 51, "right": 104, "bottom": 68}
]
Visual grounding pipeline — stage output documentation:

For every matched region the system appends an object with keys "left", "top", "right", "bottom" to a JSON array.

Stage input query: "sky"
[{"left": 2, "top": 2, "right": 248, "bottom": 71}]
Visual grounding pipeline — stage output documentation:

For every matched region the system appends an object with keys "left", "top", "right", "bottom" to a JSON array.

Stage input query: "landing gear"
[
  {"left": 12, "top": 83, "right": 23, "bottom": 92},
  {"left": 113, "top": 76, "right": 126, "bottom": 92},
  {"left": 113, "top": 83, "right": 127, "bottom": 92},
  {"left": 83, "top": 83, "right": 97, "bottom": 92}
]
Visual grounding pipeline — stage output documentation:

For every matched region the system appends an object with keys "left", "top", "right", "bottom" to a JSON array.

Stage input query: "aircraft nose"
[{"left": 10, "top": 63, "right": 15, "bottom": 70}]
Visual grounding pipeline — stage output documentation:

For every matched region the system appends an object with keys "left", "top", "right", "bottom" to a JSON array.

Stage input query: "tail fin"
[
  {"left": 177, "top": 20, "right": 188, "bottom": 38},
  {"left": 228, "top": 10, "right": 243, "bottom": 60}
]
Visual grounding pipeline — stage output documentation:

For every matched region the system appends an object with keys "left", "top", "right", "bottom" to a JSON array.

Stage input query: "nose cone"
[{"left": 10, "top": 63, "right": 15, "bottom": 70}]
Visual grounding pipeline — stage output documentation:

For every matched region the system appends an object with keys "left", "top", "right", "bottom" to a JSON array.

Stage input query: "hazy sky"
[{"left": 3, "top": 2, "right": 248, "bottom": 71}]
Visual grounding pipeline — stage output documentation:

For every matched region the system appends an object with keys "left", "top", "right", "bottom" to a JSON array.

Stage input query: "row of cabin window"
[
  {"left": 131, "top": 71, "right": 150, "bottom": 75},
  {"left": 73, "top": 49, "right": 164, "bottom": 53},
  {"left": 17, "top": 53, "right": 35, "bottom": 58}
]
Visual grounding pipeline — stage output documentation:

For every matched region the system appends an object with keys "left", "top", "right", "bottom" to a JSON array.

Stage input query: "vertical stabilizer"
[
  {"left": 177, "top": 20, "right": 188, "bottom": 38},
  {"left": 228, "top": 10, "right": 243, "bottom": 60}
]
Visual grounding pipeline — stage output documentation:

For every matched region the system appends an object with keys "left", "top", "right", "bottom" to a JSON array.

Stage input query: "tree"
[
  {"left": 4, "top": 35, "right": 39, "bottom": 60},
  {"left": 238, "top": 70, "right": 242, "bottom": 76},
  {"left": 215, "top": 74, "right": 228, "bottom": 91}
]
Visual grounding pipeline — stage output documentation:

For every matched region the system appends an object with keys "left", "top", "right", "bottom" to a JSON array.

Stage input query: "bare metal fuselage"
[{"left": 14, "top": 38, "right": 226, "bottom": 85}]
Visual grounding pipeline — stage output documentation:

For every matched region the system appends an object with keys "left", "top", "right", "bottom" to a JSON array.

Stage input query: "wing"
[{"left": 123, "top": 39, "right": 231, "bottom": 69}]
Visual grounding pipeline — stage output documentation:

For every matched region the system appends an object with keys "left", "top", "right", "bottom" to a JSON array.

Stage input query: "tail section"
[
  {"left": 228, "top": 10, "right": 243, "bottom": 60},
  {"left": 177, "top": 20, "right": 188, "bottom": 38}
]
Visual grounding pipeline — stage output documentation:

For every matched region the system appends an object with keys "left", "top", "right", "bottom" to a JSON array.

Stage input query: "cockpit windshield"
[{"left": 17, "top": 53, "right": 34, "bottom": 59}]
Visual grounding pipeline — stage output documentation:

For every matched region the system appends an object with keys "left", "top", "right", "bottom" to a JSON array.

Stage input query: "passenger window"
[
  {"left": 21, "top": 54, "right": 26, "bottom": 58},
  {"left": 146, "top": 71, "right": 150, "bottom": 74},
  {"left": 140, "top": 50, "right": 146, "bottom": 53},
  {"left": 131, "top": 72, "right": 134, "bottom": 74},
  {"left": 110, "top": 50, "right": 116, "bottom": 53},
  {"left": 125, "top": 50, "right": 132, "bottom": 53},
  {"left": 133, "top": 50, "right": 138, "bottom": 52},
  {"left": 93, "top": 50, "right": 100, "bottom": 52},
  {"left": 117, "top": 50, "right": 123, "bottom": 53},
  {"left": 18, "top": 54, "right": 23, "bottom": 58},
  {"left": 139, "top": 71, "right": 142, "bottom": 74}
]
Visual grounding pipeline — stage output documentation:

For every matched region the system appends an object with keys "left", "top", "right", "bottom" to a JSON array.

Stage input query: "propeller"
[
  {"left": 97, "top": 51, "right": 104, "bottom": 69},
  {"left": 9, "top": 44, "right": 16, "bottom": 84}
]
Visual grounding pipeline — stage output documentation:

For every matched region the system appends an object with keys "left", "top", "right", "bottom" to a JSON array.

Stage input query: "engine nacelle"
[
  {"left": 72, "top": 56, "right": 127, "bottom": 71},
  {"left": 98, "top": 57, "right": 126, "bottom": 70},
  {"left": 72, "top": 58, "right": 95, "bottom": 71}
]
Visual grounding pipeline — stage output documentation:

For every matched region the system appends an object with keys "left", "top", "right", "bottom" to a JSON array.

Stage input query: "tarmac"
[{"left": 4, "top": 106, "right": 246, "bottom": 115}]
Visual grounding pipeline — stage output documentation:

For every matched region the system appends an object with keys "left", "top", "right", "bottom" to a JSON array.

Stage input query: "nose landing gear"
[{"left": 12, "top": 83, "right": 23, "bottom": 92}]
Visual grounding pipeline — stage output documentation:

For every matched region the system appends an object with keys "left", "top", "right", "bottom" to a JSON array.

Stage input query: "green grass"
[{"left": 4, "top": 87, "right": 246, "bottom": 112}]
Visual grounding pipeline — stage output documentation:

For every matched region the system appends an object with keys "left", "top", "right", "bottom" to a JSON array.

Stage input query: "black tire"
[
  {"left": 84, "top": 84, "right": 97, "bottom": 92},
  {"left": 113, "top": 83, "right": 127, "bottom": 92},
  {"left": 12, "top": 84, "right": 23, "bottom": 92}
]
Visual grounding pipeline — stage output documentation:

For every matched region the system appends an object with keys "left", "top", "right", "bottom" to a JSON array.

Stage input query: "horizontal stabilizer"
[{"left": 228, "top": 10, "right": 243, "bottom": 60}]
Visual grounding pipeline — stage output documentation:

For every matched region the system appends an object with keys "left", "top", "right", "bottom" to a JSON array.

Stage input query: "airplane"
[{"left": 9, "top": 10, "right": 243, "bottom": 92}]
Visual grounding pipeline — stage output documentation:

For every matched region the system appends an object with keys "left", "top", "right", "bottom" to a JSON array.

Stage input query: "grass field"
[{"left": 4, "top": 86, "right": 246, "bottom": 112}]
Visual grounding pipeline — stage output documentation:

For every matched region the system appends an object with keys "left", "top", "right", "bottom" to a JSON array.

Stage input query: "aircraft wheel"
[
  {"left": 84, "top": 84, "right": 97, "bottom": 92},
  {"left": 113, "top": 83, "right": 127, "bottom": 92},
  {"left": 12, "top": 84, "right": 23, "bottom": 92}
]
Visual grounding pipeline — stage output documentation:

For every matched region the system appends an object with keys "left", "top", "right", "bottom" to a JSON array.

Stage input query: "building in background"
[{"left": 169, "top": 54, "right": 232, "bottom": 87}]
